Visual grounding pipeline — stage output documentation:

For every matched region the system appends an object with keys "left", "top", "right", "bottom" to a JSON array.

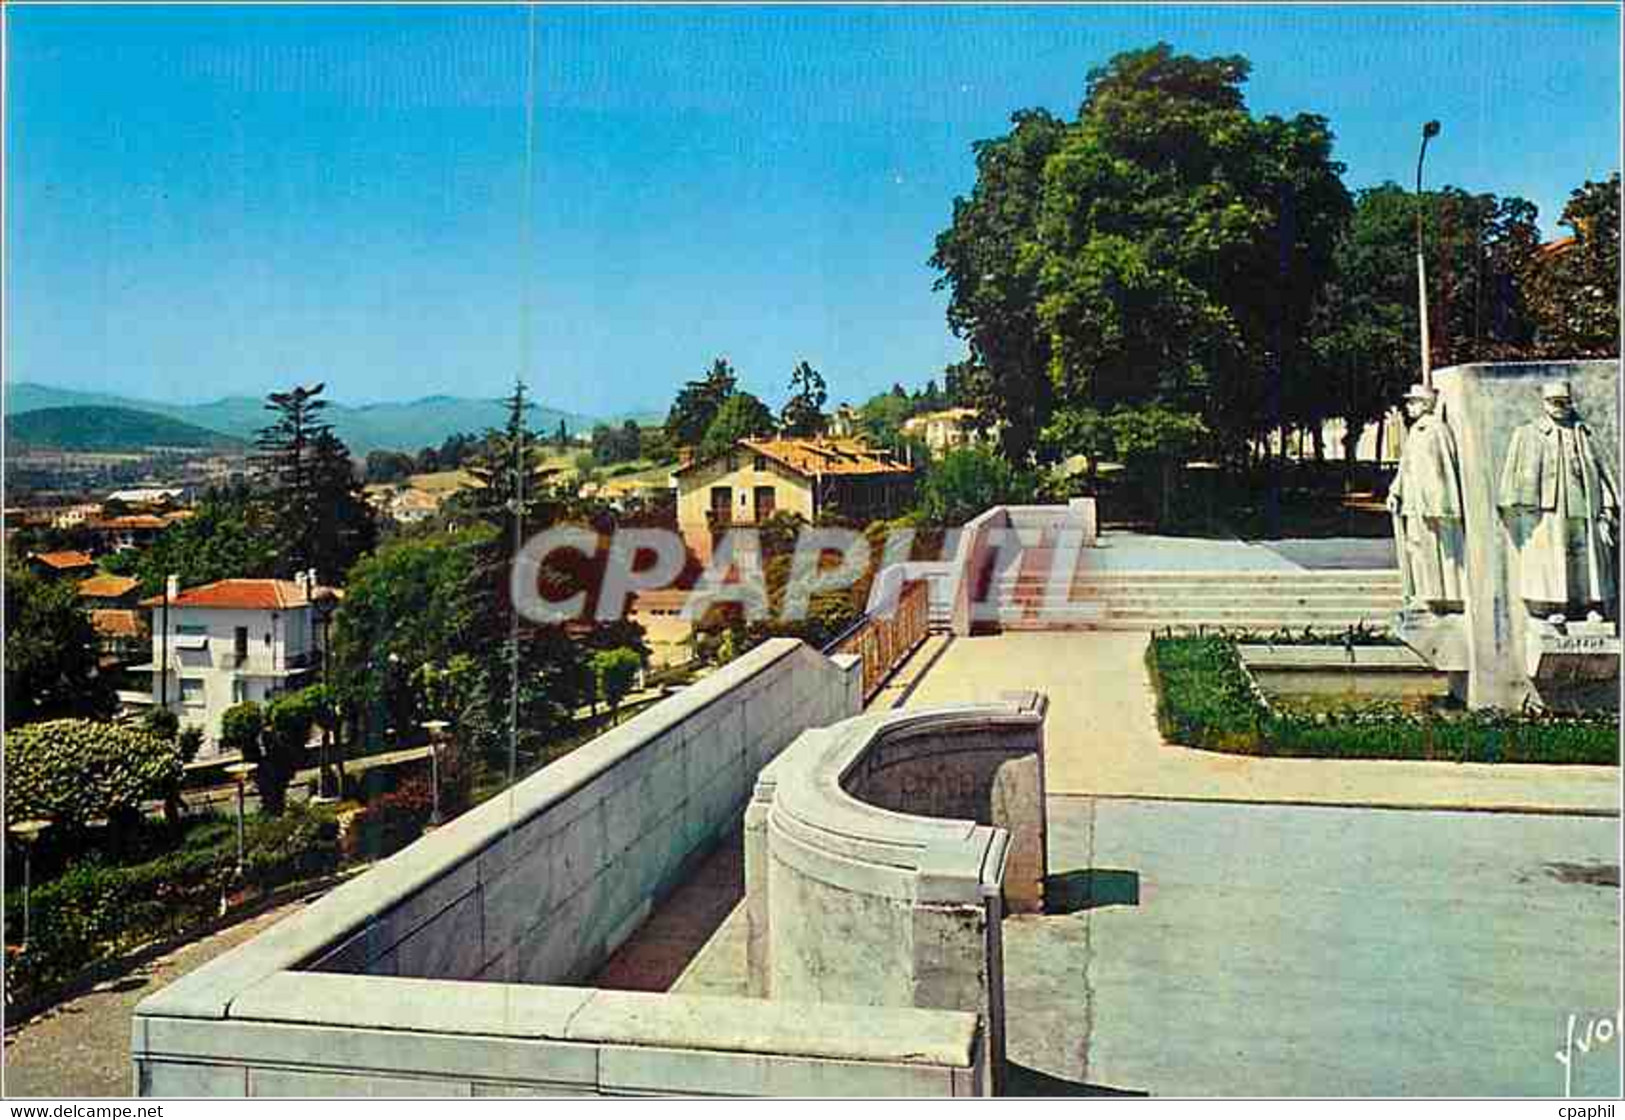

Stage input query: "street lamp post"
[
  {"left": 311, "top": 585, "right": 340, "bottom": 801},
  {"left": 1415, "top": 120, "right": 1442, "bottom": 389},
  {"left": 421, "top": 720, "right": 450, "bottom": 827},
  {"left": 224, "top": 762, "right": 257, "bottom": 877},
  {"left": 9, "top": 818, "right": 53, "bottom": 947}
]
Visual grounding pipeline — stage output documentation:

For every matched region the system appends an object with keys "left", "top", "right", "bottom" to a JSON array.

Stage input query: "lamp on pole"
[
  {"left": 9, "top": 818, "right": 53, "bottom": 947},
  {"left": 311, "top": 585, "right": 340, "bottom": 801},
  {"left": 224, "top": 762, "right": 257, "bottom": 878},
  {"left": 1415, "top": 119, "right": 1442, "bottom": 390},
  {"left": 421, "top": 720, "right": 449, "bottom": 827}
]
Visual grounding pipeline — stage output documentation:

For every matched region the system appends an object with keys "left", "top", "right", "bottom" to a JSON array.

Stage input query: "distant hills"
[
  {"left": 5, "top": 383, "right": 616, "bottom": 455},
  {"left": 6, "top": 406, "right": 246, "bottom": 452}
]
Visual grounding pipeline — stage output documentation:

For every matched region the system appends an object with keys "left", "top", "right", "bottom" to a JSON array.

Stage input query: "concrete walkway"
[
  {"left": 899, "top": 631, "right": 1619, "bottom": 816},
  {"left": 2, "top": 894, "right": 321, "bottom": 1098}
]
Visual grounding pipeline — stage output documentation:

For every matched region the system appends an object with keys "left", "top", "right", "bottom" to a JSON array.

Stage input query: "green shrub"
[
  {"left": 3, "top": 802, "right": 339, "bottom": 1008},
  {"left": 4, "top": 720, "right": 184, "bottom": 830},
  {"left": 1148, "top": 637, "right": 1619, "bottom": 765}
]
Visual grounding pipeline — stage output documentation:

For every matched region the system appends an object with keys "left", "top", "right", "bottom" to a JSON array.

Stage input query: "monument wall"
[
  {"left": 131, "top": 639, "right": 993, "bottom": 1099},
  {"left": 1429, "top": 360, "right": 1619, "bottom": 710}
]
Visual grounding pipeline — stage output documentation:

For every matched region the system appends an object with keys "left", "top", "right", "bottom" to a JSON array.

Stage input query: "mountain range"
[{"left": 3, "top": 383, "right": 656, "bottom": 455}]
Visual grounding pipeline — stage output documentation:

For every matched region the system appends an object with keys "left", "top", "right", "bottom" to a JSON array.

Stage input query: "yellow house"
[
  {"left": 672, "top": 437, "right": 914, "bottom": 558},
  {"left": 901, "top": 407, "right": 988, "bottom": 458}
]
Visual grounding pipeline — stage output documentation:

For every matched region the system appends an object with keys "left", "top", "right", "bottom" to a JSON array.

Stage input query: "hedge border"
[{"left": 1147, "top": 636, "right": 1619, "bottom": 765}]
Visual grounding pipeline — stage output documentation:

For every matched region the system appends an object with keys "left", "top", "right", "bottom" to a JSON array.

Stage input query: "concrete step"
[{"left": 1004, "top": 591, "right": 1401, "bottom": 607}]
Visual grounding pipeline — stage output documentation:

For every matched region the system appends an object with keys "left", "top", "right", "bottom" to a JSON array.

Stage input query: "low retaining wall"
[
  {"left": 743, "top": 693, "right": 1048, "bottom": 1095},
  {"left": 949, "top": 502, "right": 1097, "bottom": 635},
  {"left": 134, "top": 640, "right": 996, "bottom": 1097}
]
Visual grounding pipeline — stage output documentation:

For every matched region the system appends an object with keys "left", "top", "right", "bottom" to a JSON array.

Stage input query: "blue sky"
[{"left": 6, "top": 4, "right": 1619, "bottom": 417}]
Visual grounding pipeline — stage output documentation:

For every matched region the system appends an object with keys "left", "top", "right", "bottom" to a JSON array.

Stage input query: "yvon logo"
[{"left": 1555, "top": 1008, "right": 1623, "bottom": 1097}]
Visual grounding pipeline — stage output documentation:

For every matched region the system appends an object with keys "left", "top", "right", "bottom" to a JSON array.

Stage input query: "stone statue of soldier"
[
  {"left": 1386, "top": 383, "right": 1466, "bottom": 611},
  {"left": 1496, "top": 380, "right": 1618, "bottom": 622}
]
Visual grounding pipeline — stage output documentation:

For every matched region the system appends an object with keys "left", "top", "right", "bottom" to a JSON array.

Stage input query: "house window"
[
  {"left": 755, "top": 486, "right": 777, "bottom": 519},
  {"left": 180, "top": 678, "right": 205, "bottom": 706},
  {"left": 754, "top": 455, "right": 767, "bottom": 471},
  {"left": 234, "top": 627, "right": 249, "bottom": 665},
  {"left": 176, "top": 623, "right": 208, "bottom": 636},
  {"left": 232, "top": 679, "right": 248, "bottom": 704}
]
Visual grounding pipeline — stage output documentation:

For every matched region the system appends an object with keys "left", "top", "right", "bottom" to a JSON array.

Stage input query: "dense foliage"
[
  {"left": 1149, "top": 636, "right": 1618, "bottom": 764},
  {"left": 5, "top": 720, "right": 184, "bottom": 830},
  {"left": 3, "top": 804, "right": 340, "bottom": 1007},
  {"left": 4, "top": 563, "right": 114, "bottom": 722}
]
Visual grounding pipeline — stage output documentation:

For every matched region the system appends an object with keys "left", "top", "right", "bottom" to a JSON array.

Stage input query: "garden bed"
[{"left": 1148, "top": 636, "right": 1618, "bottom": 765}]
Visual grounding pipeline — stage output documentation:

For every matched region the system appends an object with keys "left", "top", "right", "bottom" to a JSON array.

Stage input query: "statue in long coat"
[
  {"left": 1387, "top": 385, "right": 1466, "bottom": 610},
  {"left": 1497, "top": 381, "right": 1618, "bottom": 619}
]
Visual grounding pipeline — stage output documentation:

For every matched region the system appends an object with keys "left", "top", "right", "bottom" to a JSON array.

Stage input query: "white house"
[{"left": 135, "top": 575, "right": 327, "bottom": 752}]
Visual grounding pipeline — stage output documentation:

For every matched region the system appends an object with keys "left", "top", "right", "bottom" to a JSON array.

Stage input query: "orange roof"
[
  {"left": 676, "top": 437, "right": 913, "bottom": 479},
  {"left": 32, "top": 550, "right": 95, "bottom": 570},
  {"left": 90, "top": 609, "right": 145, "bottom": 640},
  {"left": 140, "top": 578, "right": 311, "bottom": 611},
  {"left": 1539, "top": 236, "right": 1578, "bottom": 258},
  {"left": 745, "top": 438, "right": 913, "bottom": 477},
  {"left": 95, "top": 515, "right": 168, "bottom": 530},
  {"left": 78, "top": 574, "right": 140, "bottom": 599}
]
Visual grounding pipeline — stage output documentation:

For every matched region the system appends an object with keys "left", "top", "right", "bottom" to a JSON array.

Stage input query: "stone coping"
[
  {"left": 137, "top": 637, "right": 816, "bottom": 1022},
  {"left": 1238, "top": 645, "right": 1435, "bottom": 672},
  {"left": 179, "top": 972, "right": 979, "bottom": 1069},
  {"left": 756, "top": 701, "right": 1046, "bottom": 905}
]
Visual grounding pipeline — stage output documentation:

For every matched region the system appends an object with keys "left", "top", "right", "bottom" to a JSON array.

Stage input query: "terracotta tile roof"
[
  {"left": 95, "top": 515, "right": 168, "bottom": 530},
  {"left": 675, "top": 438, "right": 913, "bottom": 479},
  {"left": 78, "top": 574, "right": 141, "bottom": 599},
  {"left": 745, "top": 438, "right": 913, "bottom": 477},
  {"left": 1539, "top": 236, "right": 1578, "bottom": 258},
  {"left": 139, "top": 578, "right": 311, "bottom": 611},
  {"left": 90, "top": 609, "right": 145, "bottom": 640},
  {"left": 32, "top": 550, "right": 95, "bottom": 570}
]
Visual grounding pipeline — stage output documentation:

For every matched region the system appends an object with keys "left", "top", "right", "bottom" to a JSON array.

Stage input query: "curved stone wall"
[{"left": 744, "top": 693, "right": 1048, "bottom": 1093}]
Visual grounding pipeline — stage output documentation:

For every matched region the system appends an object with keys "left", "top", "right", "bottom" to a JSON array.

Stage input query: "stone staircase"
[{"left": 989, "top": 553, "right": 1404, "bottom": 633}]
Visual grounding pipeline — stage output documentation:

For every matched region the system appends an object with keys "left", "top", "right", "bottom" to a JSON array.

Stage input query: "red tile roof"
[
  {"left": 31, "top": 550, "right": 95, "bottom": 570},
  {"left": 78, "top": 574, "right": 141, "bottom": 599},
  {"left": 90, "top": 609, "right": 145, "bottom": 640},
  {"left": 139, "top": 578, "right": 311, "bottom": 611},
  {"left": 95, "top": 515, "right": 169, "bottom": 530},
  {"left": 674, "top": 437, "right": 913, "bottom": 479}
]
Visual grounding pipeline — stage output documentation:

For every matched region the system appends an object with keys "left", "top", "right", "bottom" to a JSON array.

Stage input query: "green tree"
[
  {"left": 591, "top": 647, "right": 643, "bottom": 724},
  {"left": 458, "top": 382, "right": 597, "bottom": 764},
  {"left": 253, "top": 384, "right": 375, "bottom": 583},
  {"left": 930, "top": 109, "right": 1067, "bottom": 462},
  {"left": 332, "top": 529, "right": 482, "bottom": 744},
  {"left": 220, "top": 701, "right": 264, "bottom": 758},
  {"left": 1525, "top": 173, "right": 1620, "bottom": 356},
  {"left": 309, "top": 429, "right": 377, "bottom": 583},
  {"left": 915, "top": 446, "right": 1039, "bottom": 526},
  {"left": 701, "top": 393, "right": 776, "bottom": 459},
  {"left": 102, "top": 485, "right": 278, "bottom": 597},
  {"left": 253, "top": 689, "right": 319, "bottom": 816},
  {"left": 4, "top": 561, "right": 114, "bottom": 723},
  {"left": 780, "top": 361, "right": 828, "bottom": 437},
  {"left": 665, "top": 358, "right": 738, "bottom": 448},
  {"left": 4, "top": 719, "right": 182, "bottom": 831},
  {"left": 365, "top": 450, "right": 417, "bottom": 484}
]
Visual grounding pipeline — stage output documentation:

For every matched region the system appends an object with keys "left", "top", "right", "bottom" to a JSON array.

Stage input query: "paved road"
[
  {"left": 2, "top": 895, "right": 319, "bottom": 1098},
  {"left": 1007, "top": 797, "right": 1621, "bottom": 1097}
]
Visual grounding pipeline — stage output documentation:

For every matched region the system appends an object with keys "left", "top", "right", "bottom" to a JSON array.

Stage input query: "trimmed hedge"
[
  {"left": 5, "top": 719, "right": 183, "bottom": 829},
  {"left": 3, "top": 803, "right": 340, "bottom": 1008},
  {"left": 1148, "top": 636, "right": 1618, "bottom": 765}
]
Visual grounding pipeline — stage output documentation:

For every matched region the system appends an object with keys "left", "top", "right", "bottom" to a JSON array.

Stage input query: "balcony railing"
[{"left": 822, "top": 579, "right": 930, "bottom": 703}]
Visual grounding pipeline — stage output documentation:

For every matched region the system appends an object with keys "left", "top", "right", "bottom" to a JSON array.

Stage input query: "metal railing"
[{"left": 823, "top": 579, "right": 930, "bottom": 702}]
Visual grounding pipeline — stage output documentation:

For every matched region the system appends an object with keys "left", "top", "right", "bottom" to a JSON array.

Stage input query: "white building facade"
[{"left": 137, "top": 576, "right": 325, "bottom": 753}]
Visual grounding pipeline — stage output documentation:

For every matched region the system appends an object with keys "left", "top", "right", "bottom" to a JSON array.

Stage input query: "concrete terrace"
[{"left": 596, "top": 613, "right": 1621, "bottom": 1097}]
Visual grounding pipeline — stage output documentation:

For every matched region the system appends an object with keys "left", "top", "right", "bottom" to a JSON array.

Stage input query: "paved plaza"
[{"left": 903, "top": 630, "right": 1620, "bottom": 816}]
